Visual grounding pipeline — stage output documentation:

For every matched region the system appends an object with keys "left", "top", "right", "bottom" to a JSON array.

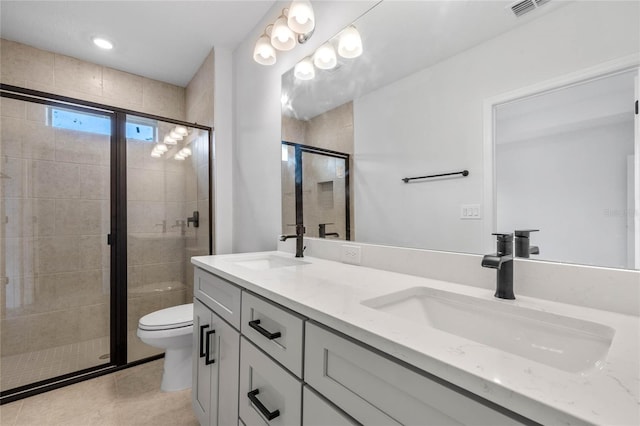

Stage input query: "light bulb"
[
  {"left": 174, "top": 126, "right": 188, "bottom": 136},
  {"left": 313, "top": 43, "right": 337, "bottom": 70},
  {"left": 174, "top": 154, "right": 185, "bottom": 161},
  {"left": 271, "top": 15, "right": 296, "bottom": 51},
  {"left": 92, "top": 37, "right": 113, "bottom": 50},
  {"left": 169, "top": 130, "right": 183, "bottom": 141},
  {"left": 294, "top": 58, "right": 315, "bottom": 80},
  {"left": 164, "top": 135, "right": 177, "bottom": 145},
  {"left": 181, "top": 147, "right": 192, "bottom": 156},
  {"left": 338, "top": 26, "right": 363, "bottom": 59},
  {"left": 287, "top": 0, "right": 315, "bottom": 34},
  {"left": 156, "top": 143, "right": 168, "bottom": 153},
  {"left": 254, "top": 34, "right": 277, "bottom": 65}
]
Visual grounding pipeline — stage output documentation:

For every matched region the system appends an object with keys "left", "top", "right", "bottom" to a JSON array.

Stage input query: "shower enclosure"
[{"left": 0, "top": 86, "right": 211, "bottom": 402}]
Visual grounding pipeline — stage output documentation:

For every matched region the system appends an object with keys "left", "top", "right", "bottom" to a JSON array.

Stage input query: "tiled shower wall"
[{"left": 0, "top": 39, "right": 191, "bottom": 360}]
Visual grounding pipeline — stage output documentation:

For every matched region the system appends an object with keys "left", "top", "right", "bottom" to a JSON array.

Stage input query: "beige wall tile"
[
  {"left": 164, "top": 170, "right": 186, "bottom": 202},
  {"left": 33, "top": 199, "right": 55, "bottom": 236},
  {"left": 142, "top": 79, "right": 185, "bottom": 120},
  {"left": 0, "top": 316, "right": 30, "bottom": 355},
  {"left": 33, "top": 160, "right": 79, "bottom": 199},
  {"left": 25, "top": 102, "right": 47, "bottom": 123},
  {"left": 54, "top": 199, "right": 105, "bottom": 235},
  {"left": 78, "top": 164, "right": 109, "bottom": 200},
  {"left": 27, "top": 308, "right": 81, "bottom": 350},
  {"left": 103, "top": 67, "right": 143, "bottom": 106},
  {"left": 53, "top": 54, "right": 103, "bottom": 97},
  {"left": 1, "top": 97, "right": 26, "bottom": 118},
  {"left": 1, "top": 157, "right": 29, "bottom": 198},
  {"left": 1, "top": 117, "right": 22, "bottom": 158},
  {"left": 78, "top": 235, "right": 109, "bottom": 270},
  {"left": 3, "top": 198, "right": 33, "bottom": 238},
  {"left": 4, "top": 237, "right": 34, "bottom": 278},
  {"left": 127, "top": 167, "right": 164, "bottom": 201},
  {"left": 23, "top": 120, "right": 55, "bottom": 160},
  {"left": 78, "top": 303, "right": 109, "bottom": 341},
  {"left": 126, "top": 138, "right": 164, "bottom": 171},
  {"left": 34, "top": 236, "right": 78, "bottom": 274},
  {"left": 0, "top": 39, "right": 54, "bottom": 87},
  {"left": 141, "top": 261, "right": 184, "bottom": 286},
  {"left": 55, "top": 128, "right": 110, "bottom": 165}
]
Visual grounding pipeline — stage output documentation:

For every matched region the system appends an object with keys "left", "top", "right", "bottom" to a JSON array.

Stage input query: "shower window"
[{"left": 50, "top": 107, "right": 156, "bottom": 141}]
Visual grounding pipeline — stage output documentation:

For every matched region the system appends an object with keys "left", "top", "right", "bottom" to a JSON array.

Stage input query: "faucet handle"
[
  {"left": 514, "top": 229, "right": 539, "bottom": 238},
  {"left": 492, "top": 232, "right": 513, "bottom": 240}
]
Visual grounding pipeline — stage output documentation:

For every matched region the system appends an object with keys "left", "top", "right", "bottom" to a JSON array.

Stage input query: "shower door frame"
[{"left": 0, "top": 84, "right": 213, "bottom": 403}]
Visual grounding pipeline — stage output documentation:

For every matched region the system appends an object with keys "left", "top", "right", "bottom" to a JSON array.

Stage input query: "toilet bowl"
[{"left": 137, "top": 303, "right": 193, "bottom": 392}]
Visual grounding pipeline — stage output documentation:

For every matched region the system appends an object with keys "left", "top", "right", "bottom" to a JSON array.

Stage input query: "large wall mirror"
[{"left": 281, "top": 0, "right": 639, "bottom": 270}]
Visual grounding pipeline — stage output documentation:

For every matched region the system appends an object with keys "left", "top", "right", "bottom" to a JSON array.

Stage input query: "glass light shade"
[
  {"left": 253, "top": 35, "right": 276, "bottom": 65},
  {"left": 271, "top": 15, "right": 296, "bottom": 51},
  {"left": 313, "top": 43, "right": 337, "bottom": 70},
  {"left": 173, "top": 126, "right": 188, "bottom": 136},
  {"left": 287, "top": 0, "right": 315, "bottom": 34},
  {"left": 164, "top": 135, "right": 177, "bottom": 145},
  {"left": 169, "top": 130, "right": 183, "bottom": 140},
  {"left": 338, "top": 26, "right": 363, "bottom": 59},
  {"left": 174, "top": 154, "right": 185, "bottom": 161},
  {"left": 181, "top": 147, "right": 192, "bottom": 156},
  {"left": 156, "top": 143, "right": 168, "bottom": 153},
  {"left": 294, "top": 58, "right": 315, "bottom": 80},
  {"left": 151, "top": 151, "right": 162, "bottom": 158}
]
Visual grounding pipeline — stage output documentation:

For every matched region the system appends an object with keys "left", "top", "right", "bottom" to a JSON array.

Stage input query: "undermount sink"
[
  {"left": 232, "top": 254, "right": 309, "bottom": 271},
  {"left": 361, "top": 287, "right": 614, "bottom": 374}
]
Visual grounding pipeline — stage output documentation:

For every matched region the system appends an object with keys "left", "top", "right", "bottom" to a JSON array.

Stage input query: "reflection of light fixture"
[
  {"left": 271, "top": 13, "right": 296, "bottom": 51},
  {"left": 180, "top": 147, "right": 192, "bottom": 156},
  {"left": 174, "top": 154, "right": 185, "bottom": 161},
  {"left": 164, "top": 135, "right": 177, "bottom": 145},
  {"left": 156, "top": 143, "right": 168, "bottom": 153},
  {"left": 282, "top": 145, "right": 289, "bottom": 161},
  {"left": 287, "top": 0, "right": 315, "bottom": 34},
  {"left": 313, "top": 43, "right": 337, "bottom": 70},
  {"left": 253, "top": 1, "right": 316, "bottom": 66},
  {"left": 338, "top": 26, "right": 363, "bottom": 59},
  {"left": 294, "top": 57, "right": 315, "bottom": 80},
  {"left": 174, "top": 126, "right": 188, "bottom": 137},
  {"left": 169, "top": 130, "right": 183, "bottom": 141},
  {"left": 151, "top": 151, "right": 162, "bottom": 158}
]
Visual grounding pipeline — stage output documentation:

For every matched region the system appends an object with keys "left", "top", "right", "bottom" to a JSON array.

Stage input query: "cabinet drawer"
[
  {"left": 305, "top": 323, "right": 521, "bottom": 426},
  {"left": 241, "top": 292, "right": 304, "bottom": 378},
  {"left": 195, "top": 268, "right": 242, "bottom": 329},
  {"left": 303, "top": 386, "right": 357, "bottom": 426},
  {"left": 239, "top": 337, "right": 302, "bottom": 426}
]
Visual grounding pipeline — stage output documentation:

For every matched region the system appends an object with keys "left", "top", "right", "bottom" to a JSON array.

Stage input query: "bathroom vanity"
[{"left": 191, "top": 251, "right": 639, "bottom": 426}]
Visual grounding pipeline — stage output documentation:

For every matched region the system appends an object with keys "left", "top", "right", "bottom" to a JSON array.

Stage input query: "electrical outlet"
[
  {"left": 460, "top": 204, "right": 482, "bottom": 220},
  {"left": 341, "top": 244, "right": 362, "bottom": 265}
]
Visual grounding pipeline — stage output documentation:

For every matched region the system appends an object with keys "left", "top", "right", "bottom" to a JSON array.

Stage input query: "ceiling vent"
[{"left": 510, "top": 0, "right": 551, "bottom": 17}]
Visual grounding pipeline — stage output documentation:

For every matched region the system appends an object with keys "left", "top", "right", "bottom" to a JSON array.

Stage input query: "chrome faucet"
[
  {"left": 515, "top": 229, "right": 540, "bottom": 258},
  {"left": 482, "top": 233, "right": 515, "bottom": 299},
  {"left": 280, "top": 224, "right": 305, "bottom": 258}
]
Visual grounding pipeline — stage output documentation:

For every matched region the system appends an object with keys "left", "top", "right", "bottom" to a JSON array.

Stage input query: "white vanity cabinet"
[
  {"left": 305, "top": 322, "right": 520, "bottom": 426},
  {"left": 192, "top": 270, "right": 241, "bottom": 426}
]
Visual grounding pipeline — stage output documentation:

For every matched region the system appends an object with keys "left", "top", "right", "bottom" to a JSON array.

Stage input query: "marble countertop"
[{"left": 192, "top": 252, "right": 639, "bottom": 426}]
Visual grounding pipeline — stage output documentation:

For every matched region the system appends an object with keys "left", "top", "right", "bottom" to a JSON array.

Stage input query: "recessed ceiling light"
[{"left": 93, "top": 37, "right": 113, "bottom": 50}]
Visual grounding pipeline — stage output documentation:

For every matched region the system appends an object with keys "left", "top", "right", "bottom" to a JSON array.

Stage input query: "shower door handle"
[
  {"left": 204, "top": 329, "right": 216, "bottom": 365},
  {"left": 187, "top": 211, "right": 199, "bottom": 228},
  {"left": 199, "top": 324, "right": 209, "bottom": 358}
]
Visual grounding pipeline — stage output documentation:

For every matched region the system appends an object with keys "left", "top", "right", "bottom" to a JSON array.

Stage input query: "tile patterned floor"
[{"left": 0, "top": 359, "right": 198, "bottom": 426}]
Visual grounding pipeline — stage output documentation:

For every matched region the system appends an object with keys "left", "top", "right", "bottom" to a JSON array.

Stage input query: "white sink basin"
[
  {"left": 361, "top": 287, "right": 614, "bottom": 374},
  {"left": 232, "top": 255, "right": 309, "bottom": 271}
]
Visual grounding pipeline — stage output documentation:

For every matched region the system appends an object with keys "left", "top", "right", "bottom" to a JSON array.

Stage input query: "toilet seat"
[{"left": 138, "top": 303, "right": 193, "bottom": 331}]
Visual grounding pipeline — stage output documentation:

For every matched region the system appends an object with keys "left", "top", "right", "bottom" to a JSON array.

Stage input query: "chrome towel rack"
[{"left": 402, "top": 170, "right": 469, "bottom": 183}]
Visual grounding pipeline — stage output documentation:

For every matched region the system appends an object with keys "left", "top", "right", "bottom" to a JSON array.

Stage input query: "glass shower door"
[
  {"left": 126, "top": 115, "right": 210, "bottom": 362},
  {"left": 1, "top": 97, "right": 112, "bottom": 391}
]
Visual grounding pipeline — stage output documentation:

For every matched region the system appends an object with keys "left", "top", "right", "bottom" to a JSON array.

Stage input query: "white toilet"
[{"left": 137, "top": 303, "right": 194, "bottom": 392}]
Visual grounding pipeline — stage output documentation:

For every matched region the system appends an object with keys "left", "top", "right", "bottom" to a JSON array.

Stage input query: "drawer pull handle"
[
  {"left": 205, "top": 329, "right": 216, "bottom": 365},
  {"left": 247, "top": 389, "right": 280, "bottom": 421},
  {"left": 199, "top": 324, "right": 210, "bottom": 358},
  {"left": 248, "top": 319, "right": 282, "bottom": 340}
]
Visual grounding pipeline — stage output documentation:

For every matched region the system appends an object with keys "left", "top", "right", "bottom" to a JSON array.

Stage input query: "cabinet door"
[
  {"left": 305, "top": 323, "right": 521, "bottom": 426},
  {"left": 193, "top": 298, "right": 241, "bottom": 426},
  {"left": 239, "top": 337, "right": 302, "bottom": 426},
  {"left": 303, "top": 386, "right": 358, "bottom": 426},
  {"left": 193, "top": 299, "right": 213, "bottom": 426}
]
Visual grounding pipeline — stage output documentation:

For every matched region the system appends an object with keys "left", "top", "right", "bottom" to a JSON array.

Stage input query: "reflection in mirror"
[{"left": 281, "top": 0, "right": 639, "bottom": 270}]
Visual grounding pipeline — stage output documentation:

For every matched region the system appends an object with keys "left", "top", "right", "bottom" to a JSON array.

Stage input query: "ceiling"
[{"left": 0, "top": 1, "right": 276, "bottom": 87}]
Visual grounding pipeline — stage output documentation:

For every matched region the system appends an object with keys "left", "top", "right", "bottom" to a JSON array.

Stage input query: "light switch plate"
[
  {"left": 341, "top": 245, "right": 362, "bottom": 265},
  {"left": 460, "top": 204, "right": 482, "bottom": 219}
]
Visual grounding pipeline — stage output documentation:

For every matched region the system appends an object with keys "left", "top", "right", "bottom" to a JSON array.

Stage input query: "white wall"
[
  {"left": 231, "top": 1, "right": 377, "bottom": 253},
  {"left": 353, "top": 1, "right": 639, "bottom": 254}
]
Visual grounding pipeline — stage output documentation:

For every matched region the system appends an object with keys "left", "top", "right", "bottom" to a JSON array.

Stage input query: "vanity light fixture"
[
  {"left": 155, "top": 143, "right": 168, "bottom": 153},
  {"left": 338, "top": 26, "right": 363, "bottom": 59},
  {"left": 174, "top": 153, "right": 186, "bottom": 161},
  {"left": 164, "top": 135, "right": 177, "bottom": 145},
  {"left": 151, "top": 150, "right": 162, "bottom": 158},
  {"left": 294, "top": 57, "right": 315, "bottom": 80},
  {"left": 271, "top": 13, "right": 297, "bottom": 51},
  {"left": 287, "top": 0, "right": 315, "bottom": 34},
  {"left": 313, "top": 43, "right": 337, "bottom": 70},
  {"left": 180, "top": 147, "right": 192, "bottom": 156},
  {"left": 169, "top": 130, "right": 183, "bottom": 141},
  {"left": 173, "top": 126, "right": 188, "bottom": 137},
  {"left": 92, "top": 37, "right": 113, "bottom": 50},
  {"left": 253, "top": 1, "right": 316, "bottom": 66}
]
